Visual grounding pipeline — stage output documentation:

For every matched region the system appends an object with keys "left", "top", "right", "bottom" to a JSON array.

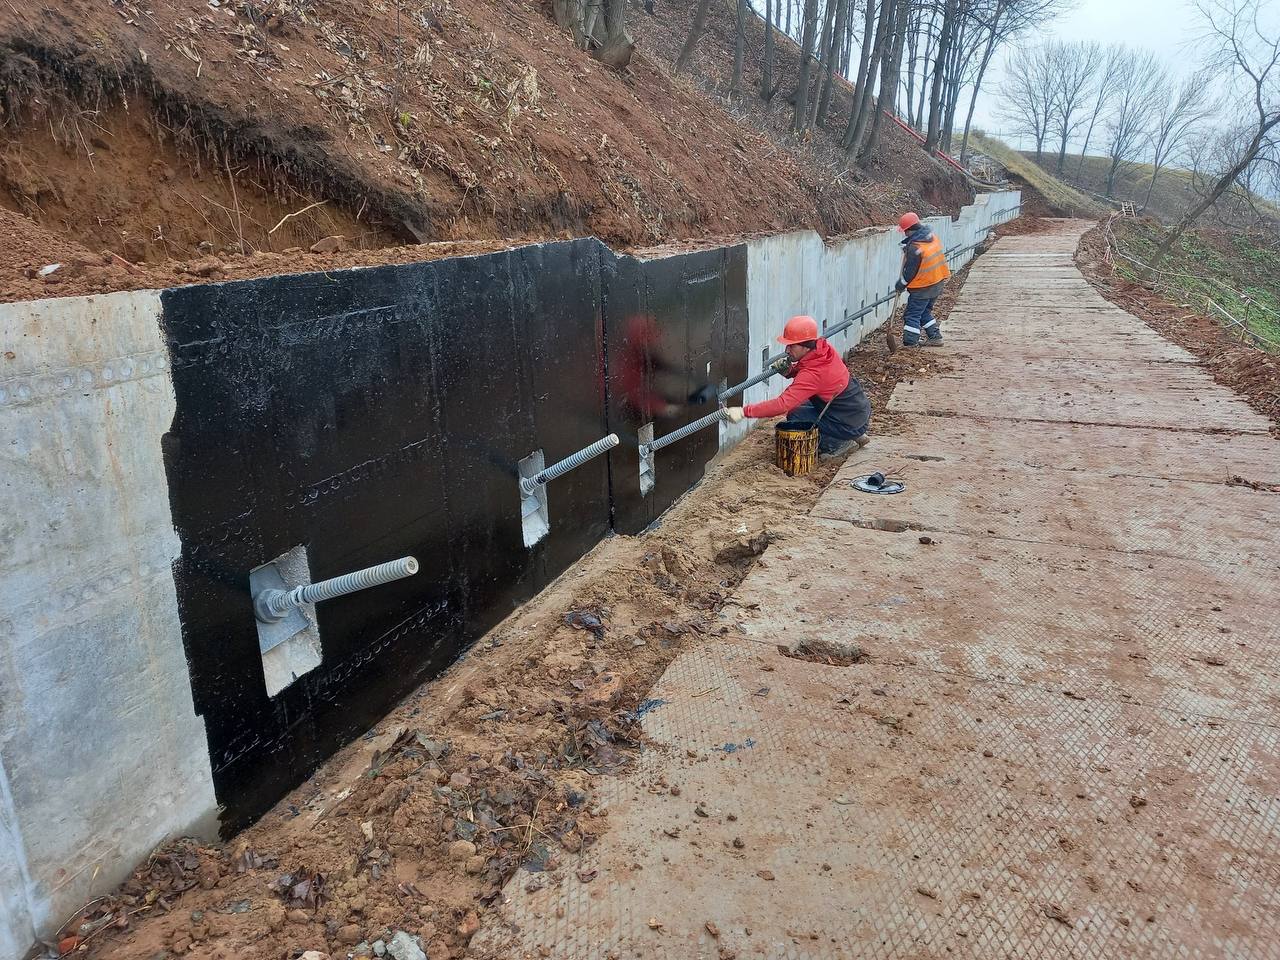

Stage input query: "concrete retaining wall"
[
  {"left": 731, "top": 191, "right": 1022, "bottom": 444},
  {"left": 0, "top": 189, "right": 1017, "bottom": 959},
  {"left": 0, "top": 292, "right": 219, "bottom": 959}
]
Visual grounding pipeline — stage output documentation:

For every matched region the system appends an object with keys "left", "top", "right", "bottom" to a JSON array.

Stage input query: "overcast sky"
[{"left": 969, "top": 0, "right": 1200, "bottom": 143}]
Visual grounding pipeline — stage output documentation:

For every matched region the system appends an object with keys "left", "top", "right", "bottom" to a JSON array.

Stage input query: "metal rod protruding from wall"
[
  {"left": 643, "top": 408, "right": 731, "bottom": 455},
  {"left": 519, "top": 434, "right": 620, "bottom": 496},
  {"left": 254, "top": 556, "right": 420, "bottom": 623}
]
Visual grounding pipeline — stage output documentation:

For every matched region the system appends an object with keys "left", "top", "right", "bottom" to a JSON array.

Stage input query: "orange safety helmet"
[
  {"left": 776, "top": 314, "right": 820, "bottom": 345},
  {"left": 898, "top": 211, "right": 921, "bottom": 232}
]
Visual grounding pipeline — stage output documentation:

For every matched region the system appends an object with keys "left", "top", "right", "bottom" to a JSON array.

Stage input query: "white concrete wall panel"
[
  {"left": 737, "top": 191, "right": 1020, "bottom": 443},
  {"left": 0, "top": 292, "right": 218, "bottom": 957}
]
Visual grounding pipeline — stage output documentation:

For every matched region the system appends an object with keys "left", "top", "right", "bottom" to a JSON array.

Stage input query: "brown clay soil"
[
  {"left": 0, "top": 0, "right": 971, "bottom": 304},
  {"left": 1076, "top": 223, "right": 1280, "bottom": 436},
  {"left": 47, "top": 246, "right": 981, "bottom": 960}
]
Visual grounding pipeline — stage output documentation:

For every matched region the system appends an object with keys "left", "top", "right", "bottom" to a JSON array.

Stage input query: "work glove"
[
  {"left": 725, "top": 407, "right": 745, "bottom": 424},
  {"left": 770, "top": 355, "right": 793, "bottom": 375},
  {"left": 894, "top": 280, "right": 906, "bottom": 293}
]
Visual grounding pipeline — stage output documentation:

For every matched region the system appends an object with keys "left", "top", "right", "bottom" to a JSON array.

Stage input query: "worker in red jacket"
[{"left": 725, "top": 315, "right": 871, "bottom": 456}]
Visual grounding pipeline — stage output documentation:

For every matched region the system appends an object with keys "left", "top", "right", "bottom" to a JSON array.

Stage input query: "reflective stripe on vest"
[{"left": 907, "top": 235, "right": 951, "bottom": 289}]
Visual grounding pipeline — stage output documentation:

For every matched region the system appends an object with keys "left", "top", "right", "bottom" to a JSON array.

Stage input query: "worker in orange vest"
[{"left": 894, "top": 212, "right": 950, "bottom": 347}]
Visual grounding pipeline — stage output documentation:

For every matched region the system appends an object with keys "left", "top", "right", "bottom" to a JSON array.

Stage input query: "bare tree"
[
  {"left": 843, "top": 0, "right": 891, "bottom": 148},
  {"left": 793, "top": 0, "right": 823, "bottom": 131},
  {"left": 923, "top": 0, "right": 959, "bottom": 151},
  {"left": 860, "top": 0, "right": 911, "bottom": 162},
  {"left": 1047, "top": 40, "right": 1104, "bottom": 175},
  {"left": 998, "top": 43, "right": 1056, "bottom": 160},
  {"left": 1102, "top": 50, "right": 1165, "bottom": 198},
  {"left": 762, "top": 0, "right": 779, "bottom": 100},
  {"left": 807, "top": 0, "right": 840, "bottom": 127},
  {"left": 815, "top": 0, "right": 852, "bottom": 126},
  {"left": 1153, "top": 0, "right": 1280, "bottom": 266},
  {"left": 1141, "top": 73, "right": 1216, "bottom": 211},
  {"left": 1074, "top": 43, "right": 1126, "bottom": 179},
  {"left": 959, "top": 0, "right": 1056, "bottom": 162},
  {"left": 732, "top": 0, "right": 748, "bottom": 94},
  {"left": 675, "top": 0, "right": 714, "bottom": 73}
]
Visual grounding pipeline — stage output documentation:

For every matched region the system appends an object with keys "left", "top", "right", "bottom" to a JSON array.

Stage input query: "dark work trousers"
[
  {"left": 902, "top": 292, "right": 942, "bottom": 345},
  {"left": 786, "top": 379, "right": 871, "bottom": 453}
]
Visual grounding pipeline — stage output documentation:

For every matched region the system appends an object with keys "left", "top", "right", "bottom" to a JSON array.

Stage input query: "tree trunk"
[
  {"left": 553, "top": 0, "right": 632, "bottom": 66},
  {"left": 859, "top": 0, "right": 907, "bottom": 165},
  {"left": 1142, "top": 167, "right": 1161, "bottom": 211},
  {"left": 732, "top": 0, "right": 747, "bottom": 94},
  {"left": 792, "top": 0, "right": 822, "bottom": 132},
  {"left": 839, "top": 2, "right": 854, "bottom": 76},
  {"left": 845, "top": 0, "right": 892, "bottom": 151},
  {"left": 923, "top": 0, "right": 956, "bottom": 152},
  {"left": 675, "top": 0, "right": 714, "bottom": 73},
  {"left": 843, "top": 0, "right": 878, "bottom": 148},
  {"left": 762, "top": 0, "right": 776, "bottom": 99},
  {"left": 1055, "top": 133, "right": 1070, "bottom": 175},
  {"left": 1105, "top": 155, "right": 1120, "bottom": 197},
  {"left": 596, "top": 0, "right": 634, "bottom": 68},
  {"left": 809, "top": 0, "right": 839, "bottom": 127},
  {"left": 960, "top": 25, "right": 1000, "bottom": 163},
  {"left": 815, "top": 0, "right": 849, "bottom": 127},
  {"left": 914, "top": 2, "right": 940, "bottom": 130},
  {"left": 940, "top": 18, "right": 967, "bottom": 152},
  {"left": 785, "top": 0, "right": 792, "bottom": 36}
]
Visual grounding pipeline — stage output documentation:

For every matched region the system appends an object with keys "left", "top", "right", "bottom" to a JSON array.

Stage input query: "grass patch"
[
  {"left": 1110, "top": 219, "right": 1280, "bottom": 350},
  {"left": 971, "top": 133, "right": 1109, "bottom": 218}
]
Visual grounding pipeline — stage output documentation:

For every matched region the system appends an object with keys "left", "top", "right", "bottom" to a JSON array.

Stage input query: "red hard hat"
[
  {"left": 777, "top": 315, "right": 819, "bottom": 345},
  {"left": 898, "top": 212, "right": 921, "bottom": 232}
]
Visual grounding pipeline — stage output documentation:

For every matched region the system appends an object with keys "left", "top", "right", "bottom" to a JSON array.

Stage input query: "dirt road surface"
[{"left": 472, "top": 220, "right": 1280, "bottom": 959}]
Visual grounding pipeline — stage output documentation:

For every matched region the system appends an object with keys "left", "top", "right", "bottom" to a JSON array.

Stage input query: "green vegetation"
[
  {"left": 1026, "top": 153, "right": 1280, "bottom": 227},
  {"left": 1110, "top": 219, "right": 1280, "bottom": 350},
  {"left": 970, "top": 133, "right": 1108, "bottom": 218}
]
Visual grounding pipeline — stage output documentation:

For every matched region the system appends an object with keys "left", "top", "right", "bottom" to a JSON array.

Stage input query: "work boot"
[{"left": 923, "top": 336, "right": 944, "bottom": 348}]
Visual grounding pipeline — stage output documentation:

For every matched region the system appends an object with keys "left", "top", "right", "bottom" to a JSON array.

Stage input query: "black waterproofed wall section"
[
  {"left": 604, "top": 246, "right": 749, "bottom": 534},
  {"left": 160, "top": 238, "right": 747, "bottom": 833}
]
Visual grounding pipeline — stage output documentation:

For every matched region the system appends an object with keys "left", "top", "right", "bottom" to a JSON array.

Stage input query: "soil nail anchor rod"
[
  {"left": 519, "top": 434, "right": 621, "bottom": 496},
  {"left": 643, "top": 408, "right": 733, "bottom": 456},
  {"left": 253, "top": 556, "right": 419, "bottom": 623}
]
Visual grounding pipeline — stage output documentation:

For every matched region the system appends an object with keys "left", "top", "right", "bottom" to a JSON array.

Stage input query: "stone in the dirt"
[
  {"left": 185, "top": 257, "right": 224, "bottom": 278},
  {"left": 372, "top": 940, "right": 387, "bottom": 957},
  {"left": 448, "top": 839, "right": 477, "bottom": 860},
  {"left": 386, "top": 931, "right": 425, "bottom": 960},
  {"left": 457, "top": 911, "right": 481, "bottom": 938},
  {"left": 338, "top": 924, "right": 362, "bottom": 944},
  {"left": 1042, "top": 903, "right": 1073, "bottom": 926},
  {"left": 310, "top": 235, "right": 348, "bottom": 254},
  {"left": 287, "top": 908, "right": 311, "bottom": 924},
  {"left": 299, "top": 953, "right": 328, "bottom": 960},
  {"left": 465, "top": 855, "right": 487, "bottom": 874}
]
